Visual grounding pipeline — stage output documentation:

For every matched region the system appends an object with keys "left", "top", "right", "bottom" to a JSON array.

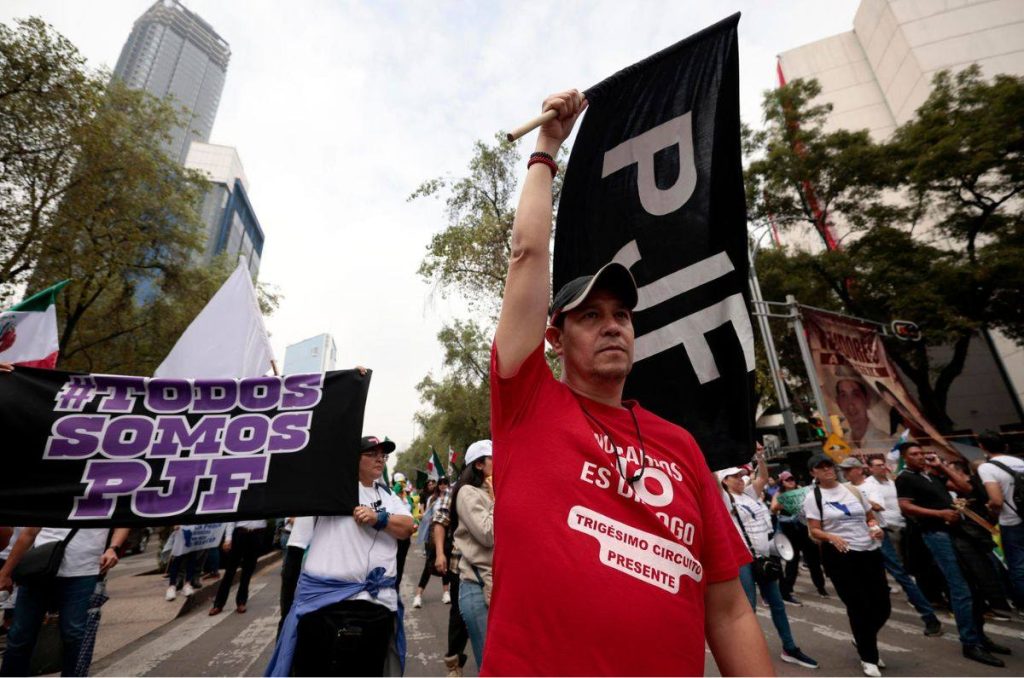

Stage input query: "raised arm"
[{"left": 493, "top": 90, "right": 586, "bottom": 377}]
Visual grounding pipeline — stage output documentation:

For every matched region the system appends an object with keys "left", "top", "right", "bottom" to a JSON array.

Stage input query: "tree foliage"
[
  {"left": 1, "top": 17, "right": 280, "bottom": 375},
  {"left": 748, "top": 67, "right": 1024, "bottom": 432},
  {"left": 0, "top": 18, "right": 99, "bottom": 305},
  {"left": 396, "top": 135, "right": 566, "bottom": 474}
]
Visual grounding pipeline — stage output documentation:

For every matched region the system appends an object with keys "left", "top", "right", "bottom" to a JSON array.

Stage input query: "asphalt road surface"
[{"left": 90, "top": 547, "right": 1024, "bottom": 676}]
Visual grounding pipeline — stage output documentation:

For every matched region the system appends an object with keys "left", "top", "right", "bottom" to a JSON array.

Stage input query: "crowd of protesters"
[{"left": 4, "top": 90, "right": 1024, "bottom": 677}]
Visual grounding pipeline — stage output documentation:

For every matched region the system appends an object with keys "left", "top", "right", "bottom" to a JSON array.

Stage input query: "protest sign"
[{"left": 0, "top": 367, "right": 370, "bottom": 526}]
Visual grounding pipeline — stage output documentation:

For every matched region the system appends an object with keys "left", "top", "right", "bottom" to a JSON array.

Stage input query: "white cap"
[
  {"left": 715, "top": 467, "right": 746, "bottom": 482},
  {"left": 393, "top": 472, "right": 407, "bottom": 483},
  {"left": 465, "top": 439, "right": 493, "bottom": 466}
]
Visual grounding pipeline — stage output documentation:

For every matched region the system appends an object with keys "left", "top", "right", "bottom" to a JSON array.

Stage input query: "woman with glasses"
[
  {"left": 803, "top": 453, "right": 888, "bottom": 677},
  {"left": 266, "top": 435, "right": 415, "bottom": 676}
]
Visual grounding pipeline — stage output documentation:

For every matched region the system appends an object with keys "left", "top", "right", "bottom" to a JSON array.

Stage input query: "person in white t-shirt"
[
  {"left": 719, "top": 446, "right": 819, "bottom": 670},
  {"left": 804, "top": 453, "right": 888, "bottom": 677},
  {"left": 977, "top": 434, "right": 1024, "bottom": 610},
  {"left": 0, "top": 526, "right": 129, "bottom": 677},
  {"left": 266, "top": 435, "right": 415, "bottom": 677},
  {"left": 859, "top": 457, "right": 942, "bottom": 636}
]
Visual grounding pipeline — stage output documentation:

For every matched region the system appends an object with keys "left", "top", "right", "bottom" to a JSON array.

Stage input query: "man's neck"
[
  {"left": 871, "top": 475, "right": 889, "bottom": 484},
  {"left": 851, "top": 477, "right": 865, "bottom": 486},
  {"left": 563, "top": 375, "right": 625, "bottom": 408},
  {"left": 359, "top": 477, "right": 376, "bottom": 488}
]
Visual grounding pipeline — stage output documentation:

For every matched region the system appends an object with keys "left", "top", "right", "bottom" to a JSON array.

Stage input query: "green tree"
[
  {"left": 0, "top": 18, "right": 99, "bottom": 305},
  {"left": 747, "top": 69, "right": 1024, "bottom": 432},
  {"left": 2, "top": 18, "right": 280, "bottom": 375},
  {"left": 397, "top": 135, "right": 566, "bottom": 474}
]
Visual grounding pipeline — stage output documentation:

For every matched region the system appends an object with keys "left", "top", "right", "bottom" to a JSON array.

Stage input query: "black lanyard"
[{"left": 576, "top": 396, "right": 648, "bottom": 484}]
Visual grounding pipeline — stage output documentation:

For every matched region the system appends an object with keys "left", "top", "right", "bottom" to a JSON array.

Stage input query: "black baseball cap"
[
  {"left": 360, "top": 435, "right": 396, "bottom": 454},
  {"left": 807, "top": 453, "right": 835, "bottom": 471},
  {"left": 549, "top": 262, "right": 639, "bottom": 325}
]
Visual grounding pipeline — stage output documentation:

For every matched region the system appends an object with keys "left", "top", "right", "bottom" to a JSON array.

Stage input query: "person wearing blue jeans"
[
  {"left": 1, "top": 575, "right": 97, "bottom": 676},
  {"left": 895, "top": 442, "right": 1007, "bottom": 667},
  {"left": 458, "top": 579, "right": 488, "bottom": 667},
  {"left": 720, "top": 459, "right": 818, "bottom": 670},
  {"left": 878, "top": 531, "right": 942, "bottom": 632},
  {"left": 0, "top": 527, "right": 129, "bottom": 677},
  {"left": 450, "top": 440, "right": 495, "bottom": 669}
]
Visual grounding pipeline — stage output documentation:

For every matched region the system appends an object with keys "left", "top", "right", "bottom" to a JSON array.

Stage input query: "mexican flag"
[
  {"left": 426, "top": 447, "right": 447, "bottom": 481},
  {"left": 447, "top": 445, "right": 459, "bottom": 477},
  {"left": 0, "top": 280, "right": 70, "bottom": 369}
]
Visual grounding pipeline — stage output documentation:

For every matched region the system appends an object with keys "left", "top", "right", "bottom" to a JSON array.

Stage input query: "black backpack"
[{"left": 988, "top": 459, "right": 1024, "bottom": 520}]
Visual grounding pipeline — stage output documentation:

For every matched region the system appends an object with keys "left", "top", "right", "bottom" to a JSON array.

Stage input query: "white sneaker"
[
  {"left": 877, "top": 657, "right": 886, "bottom": 669},
  {"left": 861, "top": 661, "right": 881, "bottom": 677},
  {"left": 442, "top": 591, "right": 451, "bottom": 604},
  {"left": 182, "top": 583, "right": 195, "bottom": 597},
  {"left": 165, "top": 585, "right": 177, "bottom": 601},
  {"left": 413, "top": 594, "right": 423, "bottom": 609}
]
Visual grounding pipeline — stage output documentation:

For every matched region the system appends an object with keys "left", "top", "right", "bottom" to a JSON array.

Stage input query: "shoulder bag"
[{"left": 13, "top": 529, "right": 79, "bottom": 588}]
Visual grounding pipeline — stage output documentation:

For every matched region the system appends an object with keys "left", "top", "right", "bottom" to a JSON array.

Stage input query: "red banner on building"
[{"left": 802, "top": 307, "right": 954, "bottom": 456}]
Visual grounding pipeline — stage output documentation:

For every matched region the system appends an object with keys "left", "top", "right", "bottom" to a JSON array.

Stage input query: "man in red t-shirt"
[{"left": 484, "top": 90, "right": 773, "bottom": 676}]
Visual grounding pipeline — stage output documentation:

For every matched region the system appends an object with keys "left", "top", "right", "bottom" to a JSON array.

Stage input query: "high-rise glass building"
[
  {"left": 185, "top": 142, "right": 264, "bottom": 278},
  {"left": 112, "top": 0, "right": 230, "bottom": 165}
]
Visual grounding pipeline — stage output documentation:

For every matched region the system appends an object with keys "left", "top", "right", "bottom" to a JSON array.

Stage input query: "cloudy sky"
[{"left": 3, "top": 0, "right": 860, "bottom": 454}]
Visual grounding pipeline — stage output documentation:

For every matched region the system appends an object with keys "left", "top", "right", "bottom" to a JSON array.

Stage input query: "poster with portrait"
[{"left": 801, "top": 307, "right": 955, "bottom": 456}]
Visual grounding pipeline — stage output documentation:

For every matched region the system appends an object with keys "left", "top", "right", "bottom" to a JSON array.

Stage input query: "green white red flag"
[
  {"left": 0, "top": 280, "right": 70, "bottom": 369},
  {"left": 426, "top": 447, "right": 447, "bottom": 481},
  {"left": 447, "top": 445, "right": 459, "bottom": 476}
]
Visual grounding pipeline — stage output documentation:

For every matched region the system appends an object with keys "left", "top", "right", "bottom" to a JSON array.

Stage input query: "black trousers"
[
  {"left": 395, "top": 537, "right": 411, "bottom": 588},
  {"left": 447, "top": 571, "right": 469, "bottom": 664},
  {"left": 822, "top": 546, "right": 891, "bottom": 665},
  {"left": 292, "top": 599, "right": 394, "bottom": 676},
  {"left": 214, "top": 528, "right": 262, "bottom": 608},
  {"left": 952, "top": 533, "right": 1012, "bottom": 614},
  {"left": 278, "top": 545, "right": 305, "bottom": 635},
  {"left": 780, "top": 521, "right": 826, "bottom": 596}
]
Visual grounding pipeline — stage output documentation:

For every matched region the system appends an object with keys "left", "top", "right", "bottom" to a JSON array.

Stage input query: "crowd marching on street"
[{"left": 2, "top": 89, "right": 1024, "bottom": 678}]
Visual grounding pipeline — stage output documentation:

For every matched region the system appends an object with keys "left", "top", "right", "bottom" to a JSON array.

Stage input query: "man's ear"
[{"left": 544, "top": 324, "right": 564, "bottom": 356}]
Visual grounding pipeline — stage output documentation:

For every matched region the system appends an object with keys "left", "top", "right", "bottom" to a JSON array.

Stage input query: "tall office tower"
[
  {"left": 112, "top": 0, "right": 230, "bottom": 164},
  {"left": 283, "top": 335, "right": 338, "bottom": 375},
  {"left": 185, "top": 142, "right": 264, "bottom": 278}
]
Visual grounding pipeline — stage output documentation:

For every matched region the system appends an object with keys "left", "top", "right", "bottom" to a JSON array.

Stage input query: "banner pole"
[
  {"left": 787, "top": 294, "right": 831, "bottom": 434},
  {"left": 749, "top": 254, "right": 799, "bottom": 447}
]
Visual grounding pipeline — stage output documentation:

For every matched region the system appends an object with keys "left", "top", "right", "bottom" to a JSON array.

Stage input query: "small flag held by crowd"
[{"left": 0, "top": 280, "right": 70, "bottom": 369}]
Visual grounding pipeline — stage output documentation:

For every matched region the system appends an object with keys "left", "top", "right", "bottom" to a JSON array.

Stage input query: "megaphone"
[{"left": 769, "top": 532, "right": 794, "bottom": 561}]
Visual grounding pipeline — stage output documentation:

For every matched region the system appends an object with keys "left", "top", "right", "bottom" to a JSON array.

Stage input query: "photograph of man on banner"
[{"left": 803, "top": 306, "right": 958, "bottom": 457}]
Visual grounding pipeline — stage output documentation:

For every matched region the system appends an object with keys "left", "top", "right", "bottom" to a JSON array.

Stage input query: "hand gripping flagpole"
[{"left": 506, "top": 109, "right": 560, "bottom": 142}]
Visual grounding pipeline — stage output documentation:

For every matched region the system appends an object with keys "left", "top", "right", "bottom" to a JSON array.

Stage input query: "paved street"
[{"left": 85, "top": 546, "right": 1024, "bottom": 676}]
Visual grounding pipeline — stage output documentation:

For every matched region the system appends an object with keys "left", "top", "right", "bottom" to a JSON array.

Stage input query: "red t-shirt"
[{"left": 482, "top": 344, "right": 750, "bottom": 677}]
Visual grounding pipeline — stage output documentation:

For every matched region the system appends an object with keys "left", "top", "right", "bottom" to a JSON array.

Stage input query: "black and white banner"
[
  {"left": 554, "top": 14, "right": 755, "bottom": 470},
  {"left": 0, "top": 367, "right": 370, "bottom": 527}
]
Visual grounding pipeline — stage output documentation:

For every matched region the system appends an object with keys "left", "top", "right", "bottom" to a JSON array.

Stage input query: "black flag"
[
  {"left": 0, "top": 367, "right": 370, "bottom": 527},
  {"left": 553, "top": 14, "right": 755, "bottom": 470}
]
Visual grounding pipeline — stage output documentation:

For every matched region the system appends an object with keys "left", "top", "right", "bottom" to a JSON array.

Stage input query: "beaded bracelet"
[{"left": 527, "top": 152, "right": 557, "bottom": 177}]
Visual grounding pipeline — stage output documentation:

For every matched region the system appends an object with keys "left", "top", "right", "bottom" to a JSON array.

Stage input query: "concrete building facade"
[{"left": 283, "top": 334, "right": 338, "bottom": 375}]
